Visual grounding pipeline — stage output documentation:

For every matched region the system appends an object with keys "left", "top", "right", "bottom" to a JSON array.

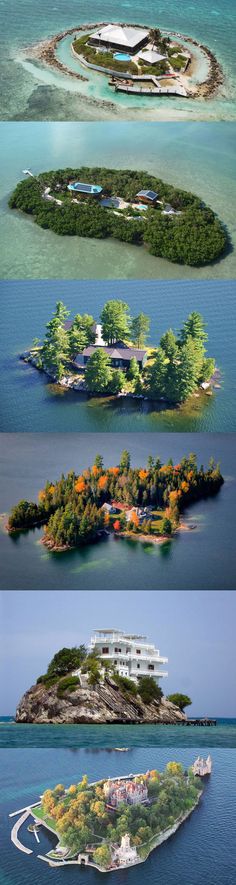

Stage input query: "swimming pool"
[{"left": 113, "top": 52, "right": 132, "bottom": 62}]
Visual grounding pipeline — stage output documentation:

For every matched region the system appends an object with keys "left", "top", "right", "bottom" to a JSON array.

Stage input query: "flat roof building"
[
  {"left": 89, "top": 24, "right": 149, "bottom": 55},
  {"left": 67, "top": 182, "right": 103, "bottom": 196},
  {"left": 89, "top": 628, "right": 168, "bottom": 684}
]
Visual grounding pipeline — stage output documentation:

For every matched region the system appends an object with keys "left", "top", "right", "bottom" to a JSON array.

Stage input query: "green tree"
[
  {"left": 42, "top": 301, "right": 70, "bottom": 380},
  {"left": 46, "top": 646, "right": 87, "bottom": 678},
  {"left": 127, "top": 356, "right": 140, "bottom": 381},
  {"left": 138, "top": 677, "right": 163, "bottom": 705},
  {"left": 179, "top": 312, "right": 208, "bottom": 345},
  {"left": 101, "top": 300, "right": 130, "bottom": 345},
  {"left": 159, "top": 329, "right": 178, "bottom": 360},
  {"left": 131, "top": 313, "right": 150, "bottom": 347},
  {"left": 167, "top": 693, "right": 192, "bottom": 711},
  {"left": 145, "top": 348, "right": 168, "bottom": 399},
  {"left": 119, "top": 449, "right": 131, "bottom": 471},
  {"left": 85, "top": 350, "right": 112, "bottom": 393},
  {"left": 94, "top": 845, "right": 111, "bottom": 869},
  {"left": 108, "top": 369, "right": 125, "bottom": 394},
  {"left": 69, "top": 313, "right": 95, "bottom": 357}
]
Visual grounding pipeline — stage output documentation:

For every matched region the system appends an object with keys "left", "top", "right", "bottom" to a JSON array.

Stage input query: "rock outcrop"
[{"left": 15, "top": 677, "right": 186, "bottom": 724}]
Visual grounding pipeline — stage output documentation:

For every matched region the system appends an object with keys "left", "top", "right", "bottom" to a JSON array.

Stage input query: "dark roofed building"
[
  {"left": 135, "top": 189, "right": 158, "bottom": 205},
  {"left": 76, "top": 345, "right": 147, "bottom": 371}
]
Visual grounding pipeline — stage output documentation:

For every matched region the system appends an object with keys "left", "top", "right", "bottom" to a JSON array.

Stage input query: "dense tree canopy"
[
  {"left": 9, "top": 168, "right": 228, "bottom": 267},
  {"left": 8, "top": 450, "right": 224, "bottom": 548},
  {"left": 37, "top": 763, "right": 202, "bottom": 868}
]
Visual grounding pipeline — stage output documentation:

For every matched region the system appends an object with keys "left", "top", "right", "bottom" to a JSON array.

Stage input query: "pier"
[
  {"left": 182, "top": 718, "right": 217, "bottom": 727},
  {"left": 11, "top": 810, "right": 33, "bottom": 854}
]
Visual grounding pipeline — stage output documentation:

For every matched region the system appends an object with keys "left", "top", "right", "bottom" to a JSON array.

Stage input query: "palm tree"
[{"left": 149, "top": 28, "right": 162, "bottom": 48}]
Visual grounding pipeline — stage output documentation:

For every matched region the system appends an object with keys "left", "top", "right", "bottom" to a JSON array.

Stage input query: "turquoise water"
[
  {"left": 0, "top": 433, "right": 235, "bottom": 590},
  {"left": 1, "top": 748, "right": 236, "bottom": 884},
  {"left": 1, "top": 721, "right": 236, "bottom": 748},
  {"left": 113, "top": 52, "right": 132, "bottom": 61},
  {"left": 0, "top": 122, "right": 236, "bottom": 280},
  {"left": 1, "top": 279, "right": 236, "bottom": 432},
  {"left": 0, "top": 0, "right": 236, "bottom": 120}
]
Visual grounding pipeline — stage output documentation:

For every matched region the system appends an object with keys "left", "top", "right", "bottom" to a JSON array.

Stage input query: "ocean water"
[
  {"left": 1, "top": 748, "right": 236, "bottom": 884},
  {"left": 0, "top": 0, "right": 236, "bottom": 120},
  {"left": 1, "top": 279, "right": 236, "bottom": 433},
  {"left": 0, "top": 433, "right": 235, "bottom": 590},
  {"left": 1, "top": 721, "right": 236, "bottom": 749},
  {"left": 0, "top": 121, "right": 236, "bottom": 281}
]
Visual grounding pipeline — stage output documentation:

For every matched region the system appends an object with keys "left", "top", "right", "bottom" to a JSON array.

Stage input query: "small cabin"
[{"left": 135, "top": 189, "right": 158, "bottom": 205}]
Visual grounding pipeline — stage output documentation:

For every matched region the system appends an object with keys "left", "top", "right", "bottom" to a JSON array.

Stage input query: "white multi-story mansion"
[{"left": 89, "top": 628, "right": 168, "bottom": 685}]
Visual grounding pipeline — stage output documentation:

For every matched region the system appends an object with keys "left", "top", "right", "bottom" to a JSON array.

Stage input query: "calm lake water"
[
  {"left": 0, "top": 433, "right": 235, "bottom": 590},
  {"left": 0, "top": 0, "right": 236, "bottom": 121},
  {"left": 1, "top": 721, "right": 236, "bottom": 750},
  {"left": 0, "top": 122, "right": 236, "bottom": 281},
  {"left": 1, "top": 747, "right": 236, "bottom": 884},
  {"left": 1, "top": 279, "right": 236, "bottom": 433}
]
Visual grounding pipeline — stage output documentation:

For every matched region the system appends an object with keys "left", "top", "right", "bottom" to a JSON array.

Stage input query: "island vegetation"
[
  {"left": 30, "top": 762, "right": 203, "bottom": 870},
  {"left": 7, "top": 449, "right": 224, "bottom": 551},
  {"left": 24, "top": 299, "right": 217, "bottom": 403},
  {"left": 73, "top": 26, "right": 188, "bottom": 77},
  {"left": 9, "top": 167, "right": 228, "bottom": 266}
]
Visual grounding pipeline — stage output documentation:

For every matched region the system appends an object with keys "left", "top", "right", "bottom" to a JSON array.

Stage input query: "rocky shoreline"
[
  {"left": 15, "top": 679, "right": 187, "bottom": 724},
  {"left": 20, "top": 21, "right": 224, "bottom": 102}
]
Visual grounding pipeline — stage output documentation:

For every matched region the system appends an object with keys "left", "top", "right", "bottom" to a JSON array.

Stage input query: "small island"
[
  {"left": 21, "top": 300, "right": 219, "bottom": 405},
  {"left": 9, "top": 166, "right": 228, "bottom": 267},
  {"left": 24, "top": 21, "right": 224, "bottom": 104},
  {"left": 7, "top": 449, "right": 224, "bottom": 551},
  {"left": 10, "top": 760, "right": 207, "bottom": 871}
]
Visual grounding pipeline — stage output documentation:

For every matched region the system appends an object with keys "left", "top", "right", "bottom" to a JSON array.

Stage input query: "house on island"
[
  {"left": 67, "top": 181, "right": 103, "bottom": 199},
  {"left": 75, "top": 344, "right": 147, "bottom": 371},
  {"left": 135, "top": 189, "right": 158, "bottom": 206},
  {"left": 89, "top": 628, "right": 168, "bottom": 684},
  {"left": 104, "top": 778, "right": 148, "bottom": 807},
  {"left": 88, "top": 24, "right": 149, "bottom": 56},
  {"left": 102, "top": 501, "right": 150, "bottom": 523}
]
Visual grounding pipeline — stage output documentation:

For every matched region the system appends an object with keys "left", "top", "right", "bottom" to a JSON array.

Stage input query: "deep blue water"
[
  {"left": 0, "top": 747, "right": 236, "bottom": 884},
  {"left": 1, "top": 279, "right": 236, "bottom": 433},
  {"left": 1, "top": 721, "right": 236, "bottom": 749}
]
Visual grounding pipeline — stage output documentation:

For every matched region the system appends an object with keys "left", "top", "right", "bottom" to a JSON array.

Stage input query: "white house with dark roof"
[
  {"left": 89, "top": 24, "right": 149, "bottom": 55},
  {"left": 89, "top": 628, "right": 168, "bottom": 684}
]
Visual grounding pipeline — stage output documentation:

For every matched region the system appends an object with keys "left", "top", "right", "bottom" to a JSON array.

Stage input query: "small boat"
[{"left": 114, "top": 747, "right": 129, "bottom": 752}]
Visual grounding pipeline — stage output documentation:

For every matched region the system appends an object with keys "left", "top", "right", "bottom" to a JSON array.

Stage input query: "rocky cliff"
[{"left": 15, "top": 677, "right": 186, "bottom": 724}]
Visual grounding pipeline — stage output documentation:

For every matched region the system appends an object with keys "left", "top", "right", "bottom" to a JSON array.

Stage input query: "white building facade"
[{"left": 89, "top": 628, "right": 168, "bottom": 685}]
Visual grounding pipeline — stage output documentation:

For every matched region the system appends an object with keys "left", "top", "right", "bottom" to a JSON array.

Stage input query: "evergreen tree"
[
  {"left": 131, "top": 313, "right": 150, "bottom": 347},
  {"left": 101, "top": 300, "right": 130, "bottom": 344},
  {"left": 119, "top": 450, "right": 131, "bottom": 471},
  {"left": 85, "top": 351, "right": 112, "bottom": 393},
  {"left": 179, "top": 312, "right": 208, "bottom": 345},
  {"left": 42, "top": 301, "right": 70, "bottom": 380}
]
